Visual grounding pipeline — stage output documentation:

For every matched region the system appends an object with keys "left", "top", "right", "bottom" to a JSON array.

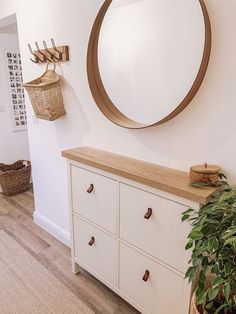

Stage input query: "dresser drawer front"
[
  {"left": 71, "top": 165, "right": 117, "bottom": 234},
  {"left": 73, "top": 216, "right": 117, "bottom": 286},
  {"left": 120, "top": 183, "right": 189, "bottom": 273},
  {"left": 119, "top": 243, "right": 186, "bottom": 314}
]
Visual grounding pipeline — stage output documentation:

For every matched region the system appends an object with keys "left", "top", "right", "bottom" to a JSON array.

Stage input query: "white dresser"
[{"left": 62, "top": 147, "right": 215, "bottom": 314}]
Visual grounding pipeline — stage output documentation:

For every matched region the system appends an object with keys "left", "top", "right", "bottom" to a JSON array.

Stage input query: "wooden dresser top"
[{"left": 62, "top": 146, "right": 217, "bottom": 204}]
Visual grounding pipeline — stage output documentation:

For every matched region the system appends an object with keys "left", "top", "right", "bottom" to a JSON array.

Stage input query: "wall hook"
[
  {"left": 28, "top": 40, "right": 69, "bottom": 64},
  {"left": 28, "top": 43, "right": 39, "bottom": 63},
  {"left": 43, "top": 40, "right": 54, "bottom": 61},
  {"left": 51, "top": 38, "right": 62, "bottom": 61},
  {"left": 35, "top": 41, "right": 47, "bottom": 62}
]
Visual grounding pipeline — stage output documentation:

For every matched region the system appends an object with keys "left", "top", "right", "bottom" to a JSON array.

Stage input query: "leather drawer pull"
[
  {"left": 88, "top": 236, "right": 95, "bottom": 246},
  {"left": 142, "top": 270, "right": 150, "bottom": 282},
  {"left": 144, "top": 208, "right": 152, "bottom": 220},
  {"left": 87, "top": 184, "right": 94, "bottom": 193}
]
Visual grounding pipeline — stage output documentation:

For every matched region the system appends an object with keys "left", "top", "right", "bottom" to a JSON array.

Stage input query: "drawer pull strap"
[
  {"left": 88, "top": 236, "right": 95, "bottom": 246},
  {"left": 142, "top": 270, "right": 150, "bottom": 282},
  {"left": 144, "top": 208, "right": 152, "bottom": 220},
  {"left": 87, "top": 184, "right": 94, "bottom": 193}
]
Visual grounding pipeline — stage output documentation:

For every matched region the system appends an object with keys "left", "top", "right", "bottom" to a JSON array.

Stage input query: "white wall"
[
  {"left": 0, "top": 32, "right": 30, "bottom": 163},
  {"left": 0, "top": 0, "right": 235, "bottom": 239}
]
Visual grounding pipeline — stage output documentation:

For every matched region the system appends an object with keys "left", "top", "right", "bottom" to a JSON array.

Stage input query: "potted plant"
[{"left": 182, "top": 182, "right": 236, "bottom": 314}]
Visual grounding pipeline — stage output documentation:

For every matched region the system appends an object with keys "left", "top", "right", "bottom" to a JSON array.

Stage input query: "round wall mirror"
[{"left": 87, "top": 0, "right": 211, "bottom": 129}]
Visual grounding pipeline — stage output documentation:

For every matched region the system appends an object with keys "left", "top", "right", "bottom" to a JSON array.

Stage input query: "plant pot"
[{"left": 190, "top": 292, "right": 201, "bottom": 314}]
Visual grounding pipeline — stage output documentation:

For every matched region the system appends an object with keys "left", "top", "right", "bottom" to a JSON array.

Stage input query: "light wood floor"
[{"left": 0, "top": 190, "right": 138, "bottom": 314}]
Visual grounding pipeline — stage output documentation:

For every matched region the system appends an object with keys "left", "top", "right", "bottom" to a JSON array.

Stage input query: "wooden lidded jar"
[{"left": 189, "top": 163, "right": 220, "bottom": 185}]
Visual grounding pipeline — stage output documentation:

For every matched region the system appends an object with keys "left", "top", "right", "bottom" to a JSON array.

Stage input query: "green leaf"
[
  {"left": 196, "top": 287, "right": 205, "bottom": 305},
  {"left": 222, "top": 211, "right": 234, "bottom": 221},
  {"left": 224, "top": 237, "right": 235, "bottom": 246},
  {"left": 185, "top": 266, "right": 195, "bottom": 283},
  {"left": 188, "top": 230, "right": 203, "bottom": 240},
  {"left": 196, "top": 215, "right": 208, "bottom": 226},
  {"left": 190, "top": 181, "right": 212, "bottom": 188},
  {"left": 181, "top": 214, "right": 190, "bottom": 222},
  {"left": 205, "top": 301, "right": 213, "bottom": 310},
  {"left": 185, "top": 241, "right": 193, "bottom": 250},
  {"left": 233, "top": 238, "right": 236, "bottom": 251},
  {"left": 218, "top": 258, "right": 224, "bottom": 270},
  {"left": 215, "top": 304, "right": 227, "bottom": 314},
  {"left": 199, "top": 270, "right": 206, "bottom": 284},
  {"left": 198, "top": 279, "right": 205, "bottom": 293},
  {"left": 221, "top": 226, "right": 236, "bottom": 239},
  {"left": 192, "top": 225, "right": 203, "bottom": 232},
  {"left": 208, "top": 237, "right": 219, "bottom": 252},
  {"left": 182, "top": 208, "right": 195, "bottom": 215},
  {"left": 201, "top": 256, "right": 209, "bottom": 267},
  {"left": 185, "top": 266, "right": 194, "bottom": 278},
  {"left": 213, "top": 203, "right": 228, "bottom": 211},
  {"left": 197, "top": 244, "right": 208, "bottom": 255},
  {"left": 205, "top": 218, "right": 220, "bottom": 225},
  {"left": 212, "top": 276, "right": 224, "bottom": 289},
  {"left": 219, "top": 172, "right": 227, "bottom": 180},
  {"left": 224, "top": 262, "right": 232, "bottom": 277},
  {"left": 219, "top": 247, "right": 231, "bottom": 259},
  {"left": 192, "top": 257, "right": 201, "bottom": 267},
  {"left": 219, "top": 191, "right": 236, "bottom": 202},
  {"left": 212, "top": 263, "right": 220, "bottom": 275},
  {"left": 202, "top": 265, "right": 210, "bottom": 275},
  {"left": 208, "top": 286, "right": 219, "bottom": 301},
  {"left": 223, "top": 282, "right": 231, "bottom": 302}
]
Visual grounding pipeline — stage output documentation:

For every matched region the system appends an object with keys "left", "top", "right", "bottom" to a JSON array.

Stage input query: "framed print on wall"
[{"left": 6, "top": 51, "right": 27, "bottom": 131}]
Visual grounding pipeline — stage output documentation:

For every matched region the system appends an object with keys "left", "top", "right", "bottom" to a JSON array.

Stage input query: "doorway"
[{"left": 0, "top": 14, "right": 31, "bottom": 192}]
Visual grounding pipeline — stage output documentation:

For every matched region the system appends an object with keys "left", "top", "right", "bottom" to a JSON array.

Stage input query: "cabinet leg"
[{"left": 72, "top": 262, "right": 80, "bottom": 275}]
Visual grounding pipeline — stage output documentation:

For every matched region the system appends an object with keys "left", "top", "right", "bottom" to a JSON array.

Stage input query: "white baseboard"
[{"left": 33, "top": 212, "right": 71, "bottom": 247}]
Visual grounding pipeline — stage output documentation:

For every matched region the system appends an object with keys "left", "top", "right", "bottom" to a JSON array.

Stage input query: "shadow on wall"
[{"left": 54, "top": 75, "right": 90, "bottom": 150}]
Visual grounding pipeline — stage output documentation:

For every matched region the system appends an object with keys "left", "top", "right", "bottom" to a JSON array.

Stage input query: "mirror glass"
[{"left": 98, "top": 0, "right": 206, "bottom": 125}]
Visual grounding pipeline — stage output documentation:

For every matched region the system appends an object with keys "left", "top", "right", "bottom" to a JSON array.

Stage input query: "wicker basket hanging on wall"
[{"left": 23, "top": 62, "right": 65, "bottom": 121}]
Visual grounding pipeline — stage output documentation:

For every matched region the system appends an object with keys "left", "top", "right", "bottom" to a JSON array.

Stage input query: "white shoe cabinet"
[{"left": 62, "top": 147, "right": 216, "bottom": 314}]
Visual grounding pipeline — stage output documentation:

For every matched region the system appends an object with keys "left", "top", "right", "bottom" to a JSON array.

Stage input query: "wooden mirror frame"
[{"left": 87, "top": 0, "right": 211, "bottom": 129}]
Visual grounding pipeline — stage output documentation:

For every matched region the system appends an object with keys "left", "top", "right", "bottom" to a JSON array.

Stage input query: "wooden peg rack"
[
  {"left": 34, "top": 45, "right": 69, "bottom": 63},
  {"left": 28, "top": 39, "right": 69, "bottom": 64}
]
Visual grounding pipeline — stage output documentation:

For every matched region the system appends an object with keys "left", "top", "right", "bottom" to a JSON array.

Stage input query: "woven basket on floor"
[
  {"left": 0, "top": 160, "right": 31, "bottom": 196},
  {"left": 23, "top": 62, "right": 65, "bottom": 121}
]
